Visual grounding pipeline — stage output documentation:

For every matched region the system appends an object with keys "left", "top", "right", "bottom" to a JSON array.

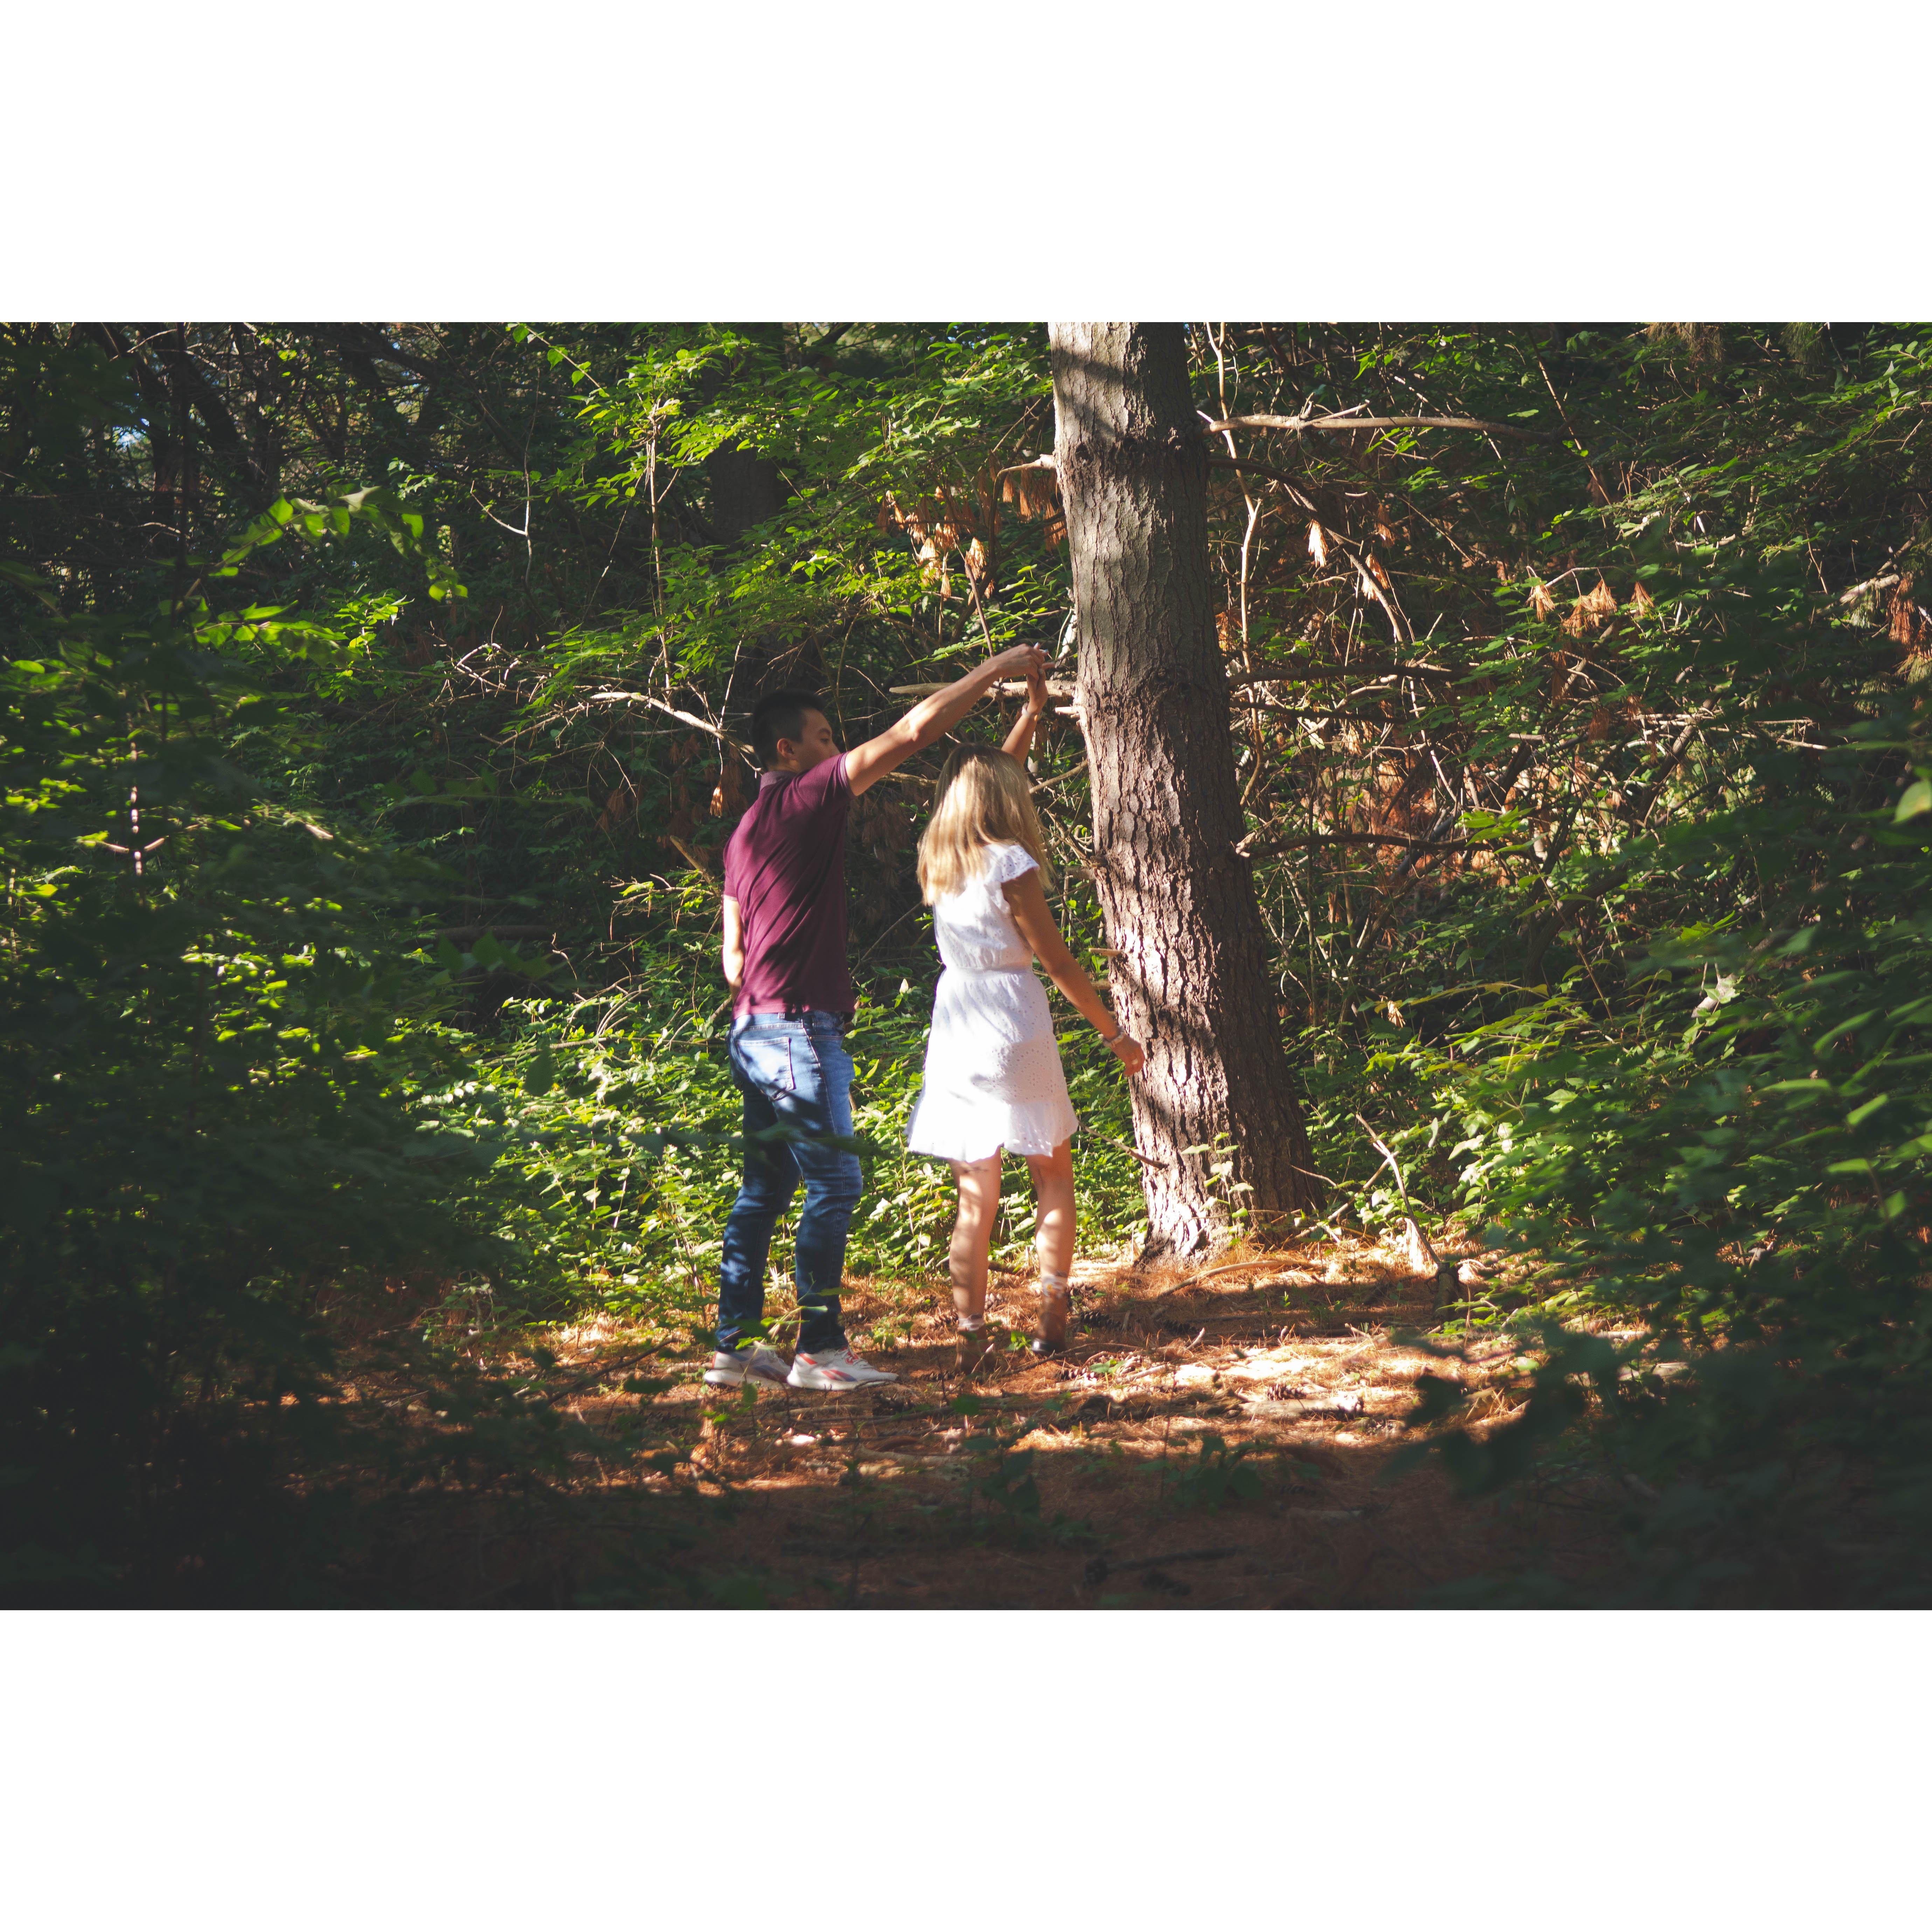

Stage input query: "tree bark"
[{"left": 1050, "top": 322, "right": 1319, "bottom": 1255}]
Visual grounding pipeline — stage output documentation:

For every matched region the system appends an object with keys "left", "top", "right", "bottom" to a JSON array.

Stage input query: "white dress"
[{"left": 905, "top": 841, "right": 1080, "bottom": 1162}]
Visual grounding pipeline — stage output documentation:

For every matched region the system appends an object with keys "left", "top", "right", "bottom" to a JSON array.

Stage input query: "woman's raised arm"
[{"left": 999, "top": 663, "right": 1051, "bottom": 766}]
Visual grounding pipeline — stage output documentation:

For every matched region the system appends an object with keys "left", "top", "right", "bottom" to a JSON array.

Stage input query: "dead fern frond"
[
  {"left": 1645, "top": 322, "right": 1726, "bottom": 367},
  {"left": 1000, "top": 463, "right": 1060, "bottom": 522},
  {"left": 1563, "top": 577, "right": 1618, "bottom": 636},
  {"left": 1889, "top": 574, "right": 1929, "bottom": 651}
]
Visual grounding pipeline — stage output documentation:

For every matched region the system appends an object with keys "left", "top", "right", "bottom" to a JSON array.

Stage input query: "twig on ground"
[{"left": 1158, "top": 1255, "right": 1299, "bottom": 1297}]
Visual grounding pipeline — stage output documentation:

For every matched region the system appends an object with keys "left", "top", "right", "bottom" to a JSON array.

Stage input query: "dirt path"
[{"left": 535, "top": 1240, "right": 1636, "bottom": 1608}]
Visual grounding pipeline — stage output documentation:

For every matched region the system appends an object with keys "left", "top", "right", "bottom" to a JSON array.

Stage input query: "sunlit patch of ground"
[{"left": 475, "top": 1233, "right": 1638, "bottom": 1608}]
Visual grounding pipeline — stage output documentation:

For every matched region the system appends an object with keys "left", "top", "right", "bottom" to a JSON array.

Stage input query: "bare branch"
[
  {"left": 1240, "top": 831, "right": 1473, "bottom": 857},
  {"left": 663, "top": 832, "right": 718, "bottom": 881},
  {"left": 1225, "top": 663, "right": 1459, "bottom": 688},
  {"left": 1204, "top": 456, "right": 1411, "bottom": 646},
  {"left": 584, "top": 690, "right": 752, "bottom": 757},
  {"left": 1203, "top": 412, "right": 1553, "bottom": 445}
]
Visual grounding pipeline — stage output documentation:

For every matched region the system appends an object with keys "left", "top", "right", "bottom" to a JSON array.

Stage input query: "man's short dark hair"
[{"left": 750, "top": 689, "right": 823, "bottom": 767}]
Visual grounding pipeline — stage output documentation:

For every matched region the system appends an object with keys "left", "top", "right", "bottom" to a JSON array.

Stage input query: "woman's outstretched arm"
[{"left": 1002, "top": 870, "right": 1146, "bottom": 1076}]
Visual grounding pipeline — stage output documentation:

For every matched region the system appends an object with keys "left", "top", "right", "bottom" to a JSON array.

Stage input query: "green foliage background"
[{"left": 8, "top": 319, "right": 1932, "bottom": 1602}]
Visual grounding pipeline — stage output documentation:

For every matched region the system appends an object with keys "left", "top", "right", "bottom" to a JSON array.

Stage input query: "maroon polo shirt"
[{"left": 723, "top": 753, "right": 855, "bottom": 1019}]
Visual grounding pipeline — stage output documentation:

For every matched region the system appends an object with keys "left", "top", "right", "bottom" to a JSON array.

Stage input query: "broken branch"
[
  {"left": 586, "top": 690, "right": 752, "bottom": 758},
  {"left": 1240, "top": 831, "right": 1471, "bottom": 857},
  {"left": 1203, "top": 412, "right": 1553, "bottom": 445}
]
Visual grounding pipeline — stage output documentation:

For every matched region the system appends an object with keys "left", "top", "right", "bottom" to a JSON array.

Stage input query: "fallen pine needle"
[{"left": 1158, "top": 1255, "right": 1299, "bottom": 1297}]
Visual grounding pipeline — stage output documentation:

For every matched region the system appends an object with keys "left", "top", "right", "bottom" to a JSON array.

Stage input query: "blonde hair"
[{"left": 917, "top": 746, "right": 1052, "bottom": 904}]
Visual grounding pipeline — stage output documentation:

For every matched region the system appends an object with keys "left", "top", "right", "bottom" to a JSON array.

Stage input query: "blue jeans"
[{"left": 717, "top": 1011, "right": 860, "bottom": 1356}]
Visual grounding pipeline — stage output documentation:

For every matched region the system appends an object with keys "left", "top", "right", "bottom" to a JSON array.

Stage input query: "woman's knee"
[
  {"left": 951, "top": 1155, "right": 1001, "bottom": 1214},
  {"left": 1025, "top": 1140, "right": 1075, "bottom": 1192}
]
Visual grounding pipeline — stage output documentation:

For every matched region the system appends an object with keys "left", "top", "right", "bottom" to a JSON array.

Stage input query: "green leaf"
[
  {"left": 0, "top": 558, "right": 60, "bottom": 609},
  {"left": 1815, "top": 1011, "right": 1879, "bottom": 1049}
]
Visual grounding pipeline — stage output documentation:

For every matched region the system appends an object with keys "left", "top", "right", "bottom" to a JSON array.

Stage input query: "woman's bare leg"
[
  {"left": 947, "top": 1153, "right": 1004, "bottom": 1326},
  {"left": 1022, "top": 1137, "right": 1076, "bottom": 1279},
  {"left": 1022, "top": 1138, "right": 1077, "bottom": 1350}
]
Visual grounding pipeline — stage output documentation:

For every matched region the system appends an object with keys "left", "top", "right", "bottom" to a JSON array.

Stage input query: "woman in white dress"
[{"left": 905, "top": 676, "right": 1146, "bottom": 1354}]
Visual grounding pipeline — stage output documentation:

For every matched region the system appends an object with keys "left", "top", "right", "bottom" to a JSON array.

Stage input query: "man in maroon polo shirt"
[{"left": 709, "top": 644, "right": 1047, "bottom": 1392}]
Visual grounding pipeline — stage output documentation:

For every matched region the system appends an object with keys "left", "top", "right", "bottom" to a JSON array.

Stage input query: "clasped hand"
[{"left": 988, "top": 643, "right": 1049, "bottom": 695}]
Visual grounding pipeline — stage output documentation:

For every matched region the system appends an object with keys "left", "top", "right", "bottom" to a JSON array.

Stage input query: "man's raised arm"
[{"left": 843, "top": 644, "right": 1047, "bottom": 797}]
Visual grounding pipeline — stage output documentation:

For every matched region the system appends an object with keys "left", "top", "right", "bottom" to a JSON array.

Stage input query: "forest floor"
[{"left": 374, "top": 1236, "right": 1653, "bottom": 1610}]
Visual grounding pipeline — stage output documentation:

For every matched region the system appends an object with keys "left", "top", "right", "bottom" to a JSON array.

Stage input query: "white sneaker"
[
  {"left": 704, "top": 1346, "right": 791, "bottom": 1389},
  {"left": 786, "top": 1347, "right": 897, "bottom": 1391}
]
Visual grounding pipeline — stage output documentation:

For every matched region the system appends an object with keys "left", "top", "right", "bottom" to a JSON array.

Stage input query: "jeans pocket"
[
  {"left": 736, "top": 1030, "right": 796, "bottom": 1096},
  {"left": 794, "top": 1028, "right": 854, "bottom": 1136}
]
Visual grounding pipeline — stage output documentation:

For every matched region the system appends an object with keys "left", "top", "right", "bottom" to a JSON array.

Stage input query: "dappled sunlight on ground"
[{"left": 472, "top": 1232, "right": 1632, "bottom": 1608}]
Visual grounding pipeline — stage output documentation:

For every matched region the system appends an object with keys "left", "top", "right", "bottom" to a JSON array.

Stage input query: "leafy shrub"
[{"left": 0, "top": 510, "right": 617, "bottom": 1603}]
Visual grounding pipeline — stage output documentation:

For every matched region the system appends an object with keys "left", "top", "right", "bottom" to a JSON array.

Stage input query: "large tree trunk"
[{"left": 1050, "top": 322, "right": 1319, "bottom": 1255}]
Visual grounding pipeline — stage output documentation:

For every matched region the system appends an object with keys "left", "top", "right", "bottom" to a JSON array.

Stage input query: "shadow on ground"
[{"left": 468, "top": 1238, "right": 1642, "bottom": 1610}]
